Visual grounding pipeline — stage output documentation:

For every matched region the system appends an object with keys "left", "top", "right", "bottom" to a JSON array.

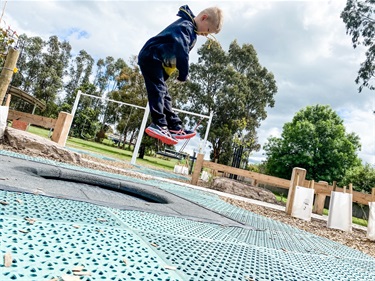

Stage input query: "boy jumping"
[{"left": 138, "top": 5, "right": 223, "bottom": 145}]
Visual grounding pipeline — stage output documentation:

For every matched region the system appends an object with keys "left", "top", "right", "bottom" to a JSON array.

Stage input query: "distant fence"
[
  {"left": 7, "top": 109, "right": 72, "bottom": 146},
  {"left": 191, "top": 154, "right": 375, "bottom": 215}
]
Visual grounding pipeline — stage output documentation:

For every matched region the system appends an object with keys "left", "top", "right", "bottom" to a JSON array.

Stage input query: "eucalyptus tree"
[
  {"left": 341, "top": 0, "right": 375, "bottom": 92},
  {"left": 94, "top": 56, "right": 128, "bottom": 95},
  {"left": 108, "top": 56, "right": 148, "bottom": 148},
  {"left": 175, "top": 40, "right": 230, "bottom": 161},
  {"left": 10, "top": 34, "right": 71, "bottom": 117},
  {"left": 9, "top": 34, "right": 45, "bottom": 112},
  {"left": 112, "top": 58, "right": 128, "bottom": 91},
  {"left": 60, "top": 50, "right": 99, "bottom": 140},
  {"left": 179, "top": 40, "right": 277, "bottom": 164},
  {"left": 94, "top": 58, "right": 105, "bottom": 93},
  {"left": 12, "top": 34, "right": 45, "bottom": 94},
  {"left": 64, "top": 49, "right": 94, "bottom": 105},
  {"left": 226, "top": 40, "right": 276, "bottom": 163},
  {"left": 97, "top": 57, "right": 131, "bottom": 133},
  {"left": 33, "top": 35, "right": 71, "bottom": 117}
]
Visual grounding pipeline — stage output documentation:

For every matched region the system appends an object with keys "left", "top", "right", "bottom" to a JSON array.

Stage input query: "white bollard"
[
  {"left": 173, "top": 165, "right": 189, "bottom": 175},
  {"left": 327, "top": 191, "right": 353, "bottom": 232},
  {"left": 181, "top": 166, "right": 189, "bottom": 175},
  {"left": 291, "top": 185, "right": 314, "bottom": 221},
  {"left": 173, "top": 165, "right": 182, "bottom": 174},
  {"left": 0, "top": 106, "right": 9, "bottom": 139},
  {"left": 367, "top": 202, "right": 375, "bottom": 240},
  {"left": 200, "top": 171, "right": 210, "bottom": 182}
]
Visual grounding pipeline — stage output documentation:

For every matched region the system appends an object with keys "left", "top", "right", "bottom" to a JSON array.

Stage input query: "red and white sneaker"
[
  {"left": 169, "top": 126, "right": 197, "bottom": 140},
  {"left": 145, "top": 123, "right": 178, "bottom": 145}
]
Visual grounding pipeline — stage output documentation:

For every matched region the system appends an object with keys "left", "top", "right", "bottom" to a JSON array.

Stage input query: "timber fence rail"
[
  {"left": 191, "top": 154, "right": 375, "bottom": 214},
  {"left": 8, "top": 110, "right": 57, "bottom": 128},
  {"left": 7, "top": 109, "right": 72, "bottom": 146}
]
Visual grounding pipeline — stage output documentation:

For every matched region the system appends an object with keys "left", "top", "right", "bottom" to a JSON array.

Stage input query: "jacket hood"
[{"left": 177, "top": 5, "right": 195, "bottom": 22}]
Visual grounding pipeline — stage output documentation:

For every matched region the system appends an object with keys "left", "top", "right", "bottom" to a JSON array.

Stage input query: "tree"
[
  {"left": 93, "top": 56, "right": 127, "bottom": 95},
  {"left": 340, "top": 163, "right": 375, "bottom": 193},
  {"left": 12, "top": 34, "right": 45, "bottom": 94},
  {"left": 11, "top": 34, "right": 71, "bottom": 117},
  {"left": 0, "top": 25, "right": 18, "bottom": 66},
  {"left": 263, "top": 105, "right": 362, "bottom": 183},
  {"left": 32, "top": 36, "right": 71, "bottom": 117},
  {"left": 178, "top": 40, "right": 277, "bottom": 164},
  {"left": 341, "top": 0, "right": 375, "bottom": 92},
  {"left": 10, "top": 34, "right": 102, "bottom": 134},
  {"left": 108, "top": 56, "right": 148, "bottom": 149},
  {"left": 64, "top": 49, "right": 94, "bottom": 105}
]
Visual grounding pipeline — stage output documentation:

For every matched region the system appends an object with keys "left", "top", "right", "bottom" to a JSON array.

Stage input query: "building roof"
[{"left": 8, "top": 85, "right": 46, "bottom": 111}]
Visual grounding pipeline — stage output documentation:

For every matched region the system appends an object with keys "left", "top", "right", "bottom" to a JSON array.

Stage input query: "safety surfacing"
[{"left": 1, "top": 150, "right": 375, "bottom": 281}]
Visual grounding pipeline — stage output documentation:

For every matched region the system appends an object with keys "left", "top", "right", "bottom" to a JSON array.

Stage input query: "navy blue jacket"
[{"left": 138, "top": 5, "right": 197, "bottom": 81}]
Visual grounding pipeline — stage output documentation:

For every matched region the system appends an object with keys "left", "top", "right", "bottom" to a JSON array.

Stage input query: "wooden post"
[
  {"left": 313, "top": 181, "right": 329, "bottom": 215},
  {"left": 372, "top": 188, "right": 375, "bottom": 202},
  {"left": 191, "top": 153, "right": 204, "bottom": 185},
  {"left": 285, "top": 167, "right": 306, "bottom": 215},
  {"left": 0, "top": 48, "right": 20, "bottom": 104},
  {"left": 309, "top": 180, "right": 315, "bottom": 189},
  {"left": 51, "top": 112, "right": 73, "bottom": 146},
  {"left": 349, "top": 183, "right": 353, "bottom": 194},
  {"left": 5, "top": 94, "right": 11, "bottom": 106},
  {"left": 213, "top": 158, "right": 218, "bottom": 176},
  {"left": 332, "top": 181, "right": 337, "bottom": 191}
]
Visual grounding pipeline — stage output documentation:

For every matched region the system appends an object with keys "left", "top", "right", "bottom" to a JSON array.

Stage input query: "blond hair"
[{"left": 197, "top": 7, "right": 223, "bottom": 34}]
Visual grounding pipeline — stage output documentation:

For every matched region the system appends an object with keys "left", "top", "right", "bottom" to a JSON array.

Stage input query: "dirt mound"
[{"left": 209, "top": 177, "right": 281, "bottom": 205}]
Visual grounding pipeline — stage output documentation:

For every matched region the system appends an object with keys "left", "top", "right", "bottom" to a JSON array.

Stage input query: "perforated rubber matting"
[{"left": 1, "top": 149, "right": 375, "bottom": 281}]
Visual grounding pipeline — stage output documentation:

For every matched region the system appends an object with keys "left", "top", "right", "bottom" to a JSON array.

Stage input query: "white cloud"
[{"left": 340, "top": 104, "right": 375, "bottom": 166}]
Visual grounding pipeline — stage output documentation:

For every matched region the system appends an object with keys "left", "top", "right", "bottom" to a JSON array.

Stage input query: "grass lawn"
[
  {"left": 27, "top": 126, "right": 180, "bottom": 171},
  {"left": 27, "top": 125, "right": 53, "bottom": 139}
]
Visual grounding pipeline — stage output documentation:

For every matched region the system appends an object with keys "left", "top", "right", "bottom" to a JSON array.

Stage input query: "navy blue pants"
[{"left": 138, "top": 58, "right": 182, "bottom": 129}]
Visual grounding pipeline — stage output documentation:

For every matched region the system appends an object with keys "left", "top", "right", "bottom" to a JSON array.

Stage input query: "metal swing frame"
[{"left": 68, "top": 90, "right": 213, "bottom": 165}]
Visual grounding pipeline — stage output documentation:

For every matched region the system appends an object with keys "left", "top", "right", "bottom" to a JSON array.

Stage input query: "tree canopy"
[
  {"left": 263, "top": 105, "right": 361, "bottom": 183},
  {"left": 175, "top": 39, "right": 277, "bottom": 164},
  {"left": 0, "top": 25, "right": 18, "bottom": 66},
  {"left": 340, "top": 163, "right": 375, "bottom": 193},
  {"left": 341, "top": 0, "right": 375, "bottom": 92}
]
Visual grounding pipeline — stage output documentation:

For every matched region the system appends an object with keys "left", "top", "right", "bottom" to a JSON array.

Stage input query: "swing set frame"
[{"left": 67, "top": 90, "right": 213, "bottom": 165}]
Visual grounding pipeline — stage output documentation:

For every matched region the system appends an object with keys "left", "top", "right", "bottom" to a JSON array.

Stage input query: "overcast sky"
[{"left": 3, "top": 0, "right": 375, "bottom": 166}]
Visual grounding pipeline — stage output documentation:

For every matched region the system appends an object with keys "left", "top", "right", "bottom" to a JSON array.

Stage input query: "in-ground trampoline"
[{"left": 1, "top": 150, "right": 375, "bottom": 281}]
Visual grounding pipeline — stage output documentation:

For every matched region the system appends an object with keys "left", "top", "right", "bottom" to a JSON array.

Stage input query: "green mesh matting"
[
  {"left": 1, "top": 149, "right": 375, "bottom": 281},
  {"left": 1, "top": 217, "right": 182, "bottom": 281}
]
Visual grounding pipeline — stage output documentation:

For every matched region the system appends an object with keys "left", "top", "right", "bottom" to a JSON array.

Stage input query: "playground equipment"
[
  {"left": 69, "top": 90, "right": 213, "bottom": 165},
  {"left": 6, "top": 86, "right": 47, "bottom": 131},
  {"left": 6, "top": 85, "right": 46, "bottom": 112},
  {"left": 2, "top": 86, "right": 71, "bottom": 145}
]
